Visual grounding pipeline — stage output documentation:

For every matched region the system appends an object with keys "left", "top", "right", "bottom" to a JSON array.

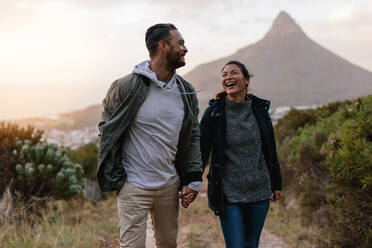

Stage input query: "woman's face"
[{"left": 221, "top": 64, "right": 249, "bottom": 97}]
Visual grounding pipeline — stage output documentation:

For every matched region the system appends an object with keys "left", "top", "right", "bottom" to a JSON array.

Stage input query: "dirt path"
[
  {"left": 145, "top": 172, "right": 289, "bottom": 248},
  {"left": 146, "top": 215, "right": 288, "bottom": 248},
  {"left": 259, "top": 229, "right": 288, "bottom": 248}
]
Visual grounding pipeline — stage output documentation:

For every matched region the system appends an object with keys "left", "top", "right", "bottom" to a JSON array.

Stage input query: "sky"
[{"left": 1, "top": 0, "right": 372, "bottom": 119}]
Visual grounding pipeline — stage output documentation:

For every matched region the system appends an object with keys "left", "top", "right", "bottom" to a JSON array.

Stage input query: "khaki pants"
[{"left": 117, "top": 182, "right": 180, "bottom": 248}]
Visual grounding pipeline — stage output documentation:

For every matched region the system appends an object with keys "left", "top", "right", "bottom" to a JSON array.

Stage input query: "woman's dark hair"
[
  {"left": 215, "top": 60, "right": 253, "bottom": 100},
  {"left": 221, "top": 60, "right": 252, "bottom": 79},
  {"left": 145, "top": 23, "right": 177, "bottom": 57}
]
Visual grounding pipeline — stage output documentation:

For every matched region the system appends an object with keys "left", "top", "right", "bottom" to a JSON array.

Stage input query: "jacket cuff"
[
  {"left": 272, "top": 183, "right": 283, "bottom": 191},
  {"left": 188, "top": 181, "right": 203, "bottom": 191}
]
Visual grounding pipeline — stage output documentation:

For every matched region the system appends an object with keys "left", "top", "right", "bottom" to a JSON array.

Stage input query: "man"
[{"left": 97, "top": 23, "right": 203, "bottom": 248}]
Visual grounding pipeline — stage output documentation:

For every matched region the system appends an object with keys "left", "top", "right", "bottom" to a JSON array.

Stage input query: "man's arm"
[
  {"left": 98, "top": 80, "right": 122, "bottom": 137},
  {"left": 180, "top": 90, "right": 204, "bottom": 208}
]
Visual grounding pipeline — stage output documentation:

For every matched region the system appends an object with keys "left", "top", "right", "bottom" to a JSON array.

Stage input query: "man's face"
[{"left": 165, "top": 30, "right": 188, "bottom": 70}]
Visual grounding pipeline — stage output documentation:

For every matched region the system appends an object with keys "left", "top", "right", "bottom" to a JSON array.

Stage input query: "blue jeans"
[{"left": 219, "top": 199, "right": 270, "bottom": 248}]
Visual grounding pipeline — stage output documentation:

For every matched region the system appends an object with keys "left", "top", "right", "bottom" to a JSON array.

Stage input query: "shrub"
[
  {"left": 14, "top": 141, "right": 86, "bottom": 200},
  {"left": 277, "top": 95, "right": 372, "bottom": 247},
  {"left": 324, "top": 97, "right": 372, "bottom": 247},
  {"left": 0, "top": 122, "right": 85, "bottom": 202},
  {"left": 275, "top": 101, "right": 345, "bottom": 144},
  {"left": 0, "top": 122, "right": 42, "bottom": 196},
  {"left": 66, "top": 142, "right": 98, "bottom": 180}
]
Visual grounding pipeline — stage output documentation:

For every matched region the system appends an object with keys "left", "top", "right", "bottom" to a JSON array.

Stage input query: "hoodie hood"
[{"left": 133, "top": 60, "right": 178, "bottom": 89}]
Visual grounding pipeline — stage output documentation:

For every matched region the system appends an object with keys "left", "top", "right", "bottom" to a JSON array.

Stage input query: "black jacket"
[{"left": 200, "top": 93, "right": 282, "bottom": 216}]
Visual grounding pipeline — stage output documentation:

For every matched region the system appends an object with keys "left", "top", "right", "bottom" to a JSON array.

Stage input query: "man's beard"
[{"left": 166, "top": 47, "right": 185, "bottom": 71}]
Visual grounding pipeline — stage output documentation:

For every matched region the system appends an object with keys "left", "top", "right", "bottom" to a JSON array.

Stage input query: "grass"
[
  {"left": 0, "top": 181, "right": 318, "bottom": 248},
  {"left": 0, "top": 195, "right": 119, "bottom": 248},
  {"left": 264, "top": 195, "right": 322, "bottom": 248},
  {"left": 0, "top": 182, "right": 226, "bottom": 248},
  {"left": 178, "top": 196, "right": 225, "bottom": 248}
]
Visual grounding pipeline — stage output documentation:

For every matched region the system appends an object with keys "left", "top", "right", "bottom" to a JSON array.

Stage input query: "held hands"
[{"left": 178, "top": 186, "right": 198, "bottom": 208}]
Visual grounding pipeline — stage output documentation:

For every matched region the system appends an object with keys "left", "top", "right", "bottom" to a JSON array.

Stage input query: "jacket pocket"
[{"left": 207, "top": 172, "right": 223, "bottom": 215}]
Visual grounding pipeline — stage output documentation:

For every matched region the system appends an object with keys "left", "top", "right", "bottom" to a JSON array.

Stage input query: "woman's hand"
[
  {"left": 272, "top": 190, "right": 283, "bottom": 201},
  {"left": 178, "top": 186, "right": 198, "bottom": 208}
]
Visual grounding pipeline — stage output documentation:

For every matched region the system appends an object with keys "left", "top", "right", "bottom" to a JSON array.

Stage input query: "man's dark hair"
[
  {"left": 222, "top": 60, "right": 253, "bottom": 79},
  {"left": 145, "top": 23, "right": 177, "bottom": 57}
]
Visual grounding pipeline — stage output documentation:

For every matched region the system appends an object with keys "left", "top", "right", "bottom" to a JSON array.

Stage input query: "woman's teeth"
[{"left": 226, "top": 82, "right": 236, "bottom": 87}]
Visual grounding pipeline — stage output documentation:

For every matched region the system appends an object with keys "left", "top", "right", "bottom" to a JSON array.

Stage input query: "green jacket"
[{"left": 97, "top": 73, "right": 203, "bottom": 192}]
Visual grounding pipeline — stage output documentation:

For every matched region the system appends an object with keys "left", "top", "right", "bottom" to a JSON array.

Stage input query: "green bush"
[
  {"left": 0, "top": 122, "right": 85, "bottom": 201},
  {"left": 66, "top": 142, "right": 98, "bottom": 180},
  {"left": 0, "top": 122, "right": 42, "bottom": 196},
  {"left": 14, "top": 141, "right": 86, "bottom": 199},
  {"left": 277, "top": 95, "right": 372, "bottom": 247},
  {"left": 327, "top": 97, "right": 372, "bottom": 189},
  {"left": 274, "top": 101, "right": 345, "bottom": 144},
  {"left": 324, "top": 97, "right": 372, "bottom": 247}
]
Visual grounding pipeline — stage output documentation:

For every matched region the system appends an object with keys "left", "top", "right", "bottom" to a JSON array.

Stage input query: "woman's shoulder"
[
  {"left": 202, "top": 96, "right": 225, "bottom": 119},
  {"left": 204, "top": 100, "right": 217, "bottom": 115},
  {"left": 249, "top": 94, "right": 270, "bottom": 109},
  {"left": 207, "top": 94, "right": 225, "bottom": 109}
]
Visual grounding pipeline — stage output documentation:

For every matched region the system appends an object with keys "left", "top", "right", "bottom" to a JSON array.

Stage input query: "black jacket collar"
[{"left": 209, "top": 93, "right": 270, "bottom": 112}]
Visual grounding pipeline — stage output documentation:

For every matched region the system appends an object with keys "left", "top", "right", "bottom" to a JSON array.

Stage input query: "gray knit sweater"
[{"left": 222, "top": 97, "right": 272, "bottom": 203}]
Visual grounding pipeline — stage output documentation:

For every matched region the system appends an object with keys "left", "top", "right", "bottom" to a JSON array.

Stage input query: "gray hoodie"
[{"left": 121, "top": 60, "right": 202, "bottom": 190}]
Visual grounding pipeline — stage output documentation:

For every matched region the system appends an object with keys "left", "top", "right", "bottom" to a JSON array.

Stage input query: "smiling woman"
[
  {"left": 200, "top": 60, "right": 283, "bottom": 248},
  {"left": 221, "top": 61, "right": 254, "bottom": 102}
]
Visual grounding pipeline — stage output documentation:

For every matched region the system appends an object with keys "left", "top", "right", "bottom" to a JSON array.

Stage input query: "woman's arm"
[
  {"left": 268, "top": 116, "right": 283, "bottom": 192},
  {"left": 200, "top": 105, "right": 215, "bottom": 167}
]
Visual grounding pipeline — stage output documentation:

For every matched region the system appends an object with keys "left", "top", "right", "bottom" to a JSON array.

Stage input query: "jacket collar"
[{"left": 210, "top": 93, "right": 270, "bottom": 109}]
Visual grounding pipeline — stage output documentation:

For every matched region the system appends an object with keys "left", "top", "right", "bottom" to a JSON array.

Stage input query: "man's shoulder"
[
  {"left": 115, "top": 73, "right": 140, "bottom": 85},
  {"left": 113, "top": 73, "right": 149, "bottom": 91}
]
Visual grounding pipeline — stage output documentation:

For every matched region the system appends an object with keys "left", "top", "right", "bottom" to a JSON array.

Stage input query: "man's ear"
[{"left": 158, "top": 40, "right": 169, "bottom": 53}]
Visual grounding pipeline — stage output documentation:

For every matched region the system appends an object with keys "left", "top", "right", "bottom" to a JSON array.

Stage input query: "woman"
[{"left": 200, "top": 60, "right": 283, "bottom": 248}]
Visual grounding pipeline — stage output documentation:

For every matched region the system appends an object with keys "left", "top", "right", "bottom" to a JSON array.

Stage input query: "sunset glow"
[{"left": 1, "top": 0, "right": 371, "bottom": 119}]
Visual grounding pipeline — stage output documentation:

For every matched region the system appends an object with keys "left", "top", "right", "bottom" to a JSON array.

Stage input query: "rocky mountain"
[
  {"left": 13, "top": 104, "right": 102, "bottom": 131},
  {"left": 11, "top": 105, "right": 102, "bottom": 148},
  {"left": 8, "top": 11, "right": 372, "bottom": 147},
  {"left": 184, "top": 11, "right": 372, "bottom": 111}
]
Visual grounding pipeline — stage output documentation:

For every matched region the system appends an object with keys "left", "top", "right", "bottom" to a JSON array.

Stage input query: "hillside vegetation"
[
  {"left": 1, "top": 95, "right": 371, "bottom": 247},
  {"left": 275, "top": 95, "right": 372, "bottom": 247},
  {"left": 0, "top": 123, "right": 86, "bottom": 202}
]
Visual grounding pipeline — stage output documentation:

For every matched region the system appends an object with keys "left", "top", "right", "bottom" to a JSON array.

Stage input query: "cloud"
[
  {"left": 328, "top": 1, "right": 372, "bottom": 28},
  {"left": 0, "top": 1, "right": 41, "bottom": 31},
  {"left": 306, "top": 0, "right": 372, "bottom": 71},
  {"left": 324, "top": 1, "right": 372, "bottom": 41},
  {"left": 2, "top": 0, "right": 372, "bottom": 119},
  {"left": 67, "top": 0, "right": 123, "bottom": 9}
]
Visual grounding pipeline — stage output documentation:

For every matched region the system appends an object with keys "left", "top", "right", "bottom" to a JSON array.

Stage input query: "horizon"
[{"left": 1, "top": 0, "right": 372, "bottom": 119}]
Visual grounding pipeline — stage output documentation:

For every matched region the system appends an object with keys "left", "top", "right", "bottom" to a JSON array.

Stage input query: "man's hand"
[
  {"left": 178, "top": 186, "right": 198, "bottom": 208},
  {"left": 271, "top": 190, "right": 283, "bottom": 201}
]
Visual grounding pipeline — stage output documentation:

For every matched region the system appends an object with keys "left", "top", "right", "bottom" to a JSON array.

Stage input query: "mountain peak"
[
  {"left": 264, "top": 11, "right": 305, "bottom": 39},
  {"left": 274, "top": 11, "right": 296, "bottom": 26}
]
